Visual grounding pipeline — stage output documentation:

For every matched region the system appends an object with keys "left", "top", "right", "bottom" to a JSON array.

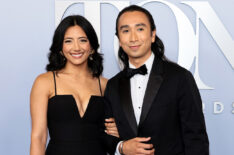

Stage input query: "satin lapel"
[
  {"left": 119, "top": 75, "right": 138, "bottom": 136},
  {"left": 139, "top": 59, "right": 164, "bottom": 126}
]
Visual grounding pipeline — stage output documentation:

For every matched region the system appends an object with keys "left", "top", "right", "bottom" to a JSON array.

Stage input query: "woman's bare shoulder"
[
  {"left": 100, "top": 76, "right": 108, "bottom": 85},
  {"left": 34, "top": 72, "right": 53, "bottom": 85},
  {"left": 31, "top": 72, "right": 54, "bottom": 96},
  {"left": 99, "top": 76, "right": 108, "bottom": 92}
]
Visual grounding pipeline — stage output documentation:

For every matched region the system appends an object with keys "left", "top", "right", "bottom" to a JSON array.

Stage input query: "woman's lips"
[{"left": 70, "top": 53, "right": 83, "bottom": 58}]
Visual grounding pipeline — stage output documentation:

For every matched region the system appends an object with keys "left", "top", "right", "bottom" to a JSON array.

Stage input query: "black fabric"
[
  {"left": 119, "top": 77, "right": 138, "bottom": 136},
  {"left": 52, "top": 71, "right": 57, "bottom": 95},
  {"left": 46, "top": 74, "right": 119, "bottom": 155},
  {"left": 125, "top": 64, "right": 147, "bottom": 78},
  {"left": 105, "top": 58, "right": 209, "bottom": 155}
]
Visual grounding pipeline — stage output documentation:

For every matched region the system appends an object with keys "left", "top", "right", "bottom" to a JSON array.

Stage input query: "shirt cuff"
[{"left": 115, "top": 141, "right": 123, "bottom": 155}]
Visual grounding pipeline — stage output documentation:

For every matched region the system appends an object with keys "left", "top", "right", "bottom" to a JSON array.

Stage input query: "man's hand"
[{"left": 121, "top": 137, "right": 155, "bottom": 155}]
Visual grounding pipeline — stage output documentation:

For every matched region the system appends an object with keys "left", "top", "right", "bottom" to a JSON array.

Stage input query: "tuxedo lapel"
[
  {"left": 139, "top": 58, "right": 164, "bottom": 126},
  {"left": 119, "top": 75, "right": 138, "bottom": 136}
]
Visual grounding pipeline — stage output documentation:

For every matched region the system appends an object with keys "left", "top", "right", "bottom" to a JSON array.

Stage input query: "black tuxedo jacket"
[{"left": 104, "top": 58, "right": 209, "bottom": 155}]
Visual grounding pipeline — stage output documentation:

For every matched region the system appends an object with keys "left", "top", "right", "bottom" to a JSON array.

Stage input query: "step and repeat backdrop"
[{"left": 0, "top": 0, "right": 233, "bottom": 154}]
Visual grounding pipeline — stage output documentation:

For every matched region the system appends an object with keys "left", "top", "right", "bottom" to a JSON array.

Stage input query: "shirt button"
[
  {"left": 138, "top": 107, "right": 141, "bottom": 109},
  {"left": 138, "top": 86, "right": 141, "bottom": 89}
]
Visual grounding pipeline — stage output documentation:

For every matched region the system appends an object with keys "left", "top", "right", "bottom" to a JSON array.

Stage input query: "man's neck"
[{"left": 129, "top": 51, "right": 152, "bottom": 68}]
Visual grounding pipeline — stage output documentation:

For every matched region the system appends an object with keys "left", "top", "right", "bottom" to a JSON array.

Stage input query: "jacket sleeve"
[
  {"left": 177, "top": 70, "right": 209, "bottom": 155},
  {"left": 99, "top": 81, "right": 120, "bottom": 155}
]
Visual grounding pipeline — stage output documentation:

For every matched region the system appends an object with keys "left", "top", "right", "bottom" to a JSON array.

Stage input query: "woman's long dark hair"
[
  {"left": 46, "top": 15, "right": 103, "bottom": 77},
  {"left": 115, "top": 5, "right": 166, "bottom": 68}
]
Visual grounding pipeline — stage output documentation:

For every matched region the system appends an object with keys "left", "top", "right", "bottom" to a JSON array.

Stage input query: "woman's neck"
[{"left": 61, "top": 62, "right": 92, "bottom": 78}]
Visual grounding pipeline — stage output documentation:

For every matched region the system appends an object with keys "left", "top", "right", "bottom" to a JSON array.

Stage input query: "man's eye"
[
  {"left": 138, "top": 28, "right": 144, "bottom": 31},
  {"left": 122, "top": 29, "right": 129, "bottom": 33}
]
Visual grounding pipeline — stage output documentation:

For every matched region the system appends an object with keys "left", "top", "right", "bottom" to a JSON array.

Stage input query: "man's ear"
[
  {"left": 151, "top": 30, "right": 156, "bottom": 43},
  {"left": 118, "top": 38, "right": 122, "bottom": 47}
]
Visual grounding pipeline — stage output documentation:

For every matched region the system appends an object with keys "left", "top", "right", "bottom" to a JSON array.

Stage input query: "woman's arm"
[{"left": 30, "top": 73, "right": 52, "bottom": 155}]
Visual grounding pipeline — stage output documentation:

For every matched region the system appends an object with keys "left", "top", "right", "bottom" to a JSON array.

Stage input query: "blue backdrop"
[{"left": 0, "top": 0, "right": 233, "bottom": 154}]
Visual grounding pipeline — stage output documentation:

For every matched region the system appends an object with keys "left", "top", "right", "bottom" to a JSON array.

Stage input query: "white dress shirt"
[{"left": 115, "top": 53, "right": 155, "bottom": 155}]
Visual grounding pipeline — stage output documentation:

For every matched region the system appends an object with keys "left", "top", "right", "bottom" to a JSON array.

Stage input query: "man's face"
[{"left": 117, "top": 11, "right": 156, "bottom": 66}]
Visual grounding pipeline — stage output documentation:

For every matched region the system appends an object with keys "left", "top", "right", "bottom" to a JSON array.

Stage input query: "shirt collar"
[{"left": 129, "top": 52, "right": 155, "bottom": 75}]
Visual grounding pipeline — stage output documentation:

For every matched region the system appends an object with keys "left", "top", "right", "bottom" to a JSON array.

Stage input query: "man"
[{"left": 105, "top": 5, "right": 209, "bottom": 155}]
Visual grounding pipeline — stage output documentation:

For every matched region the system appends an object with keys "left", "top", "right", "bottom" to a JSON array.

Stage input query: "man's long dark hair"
[
  {"left": 115, "top": 5, "right": 166, "bottom": 69},
  {"left": 46, "top": 15, "right": 103, "bottom": 77}
]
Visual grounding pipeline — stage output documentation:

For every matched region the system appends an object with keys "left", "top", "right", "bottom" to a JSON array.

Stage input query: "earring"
[
  {"left": 89, "top": 50, "right": 94, "bottom": 61},
  {"left": 89, "top": 54, "right": 93, "bottom": 61},
  {"left": 60, "top": 51, "right": 63, "bottom": 55},
  {"left": 60, "top": 51, "right": 66, "bottom": 61}
]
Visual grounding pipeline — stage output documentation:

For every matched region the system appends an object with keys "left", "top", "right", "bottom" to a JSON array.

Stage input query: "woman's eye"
[
  {"left": 64, "top": 40, "right": 71, "bottom": 43},
  {"left": 80, "top": 39, "right": 88, "bottom": 42}
]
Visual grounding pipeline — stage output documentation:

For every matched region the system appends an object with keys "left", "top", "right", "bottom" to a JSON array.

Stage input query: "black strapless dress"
[{"left": 45, "top": 72, "right": 108, "bottom": 155}]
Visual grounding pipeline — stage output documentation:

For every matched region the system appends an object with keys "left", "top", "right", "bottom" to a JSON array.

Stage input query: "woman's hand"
[{"left": 105, "top": 118, "right": 119, "bottom": 138}]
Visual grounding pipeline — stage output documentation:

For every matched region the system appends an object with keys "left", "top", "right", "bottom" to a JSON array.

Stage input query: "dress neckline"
[
  {"left": 50, "top": 71, "right": 104, "bottom": 119},
  {"left": 49, "top": 95, "right": 103, "bottom": 119}
]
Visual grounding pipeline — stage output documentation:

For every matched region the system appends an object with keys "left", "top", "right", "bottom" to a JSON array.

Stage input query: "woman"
[{"left": 30, "top": 15, "right": 119, "bottom": 155}]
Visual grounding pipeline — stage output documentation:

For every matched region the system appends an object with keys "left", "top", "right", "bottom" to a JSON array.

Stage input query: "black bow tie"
[{"left": 125, "top": 64, "right": 148, "bottom": 78}]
